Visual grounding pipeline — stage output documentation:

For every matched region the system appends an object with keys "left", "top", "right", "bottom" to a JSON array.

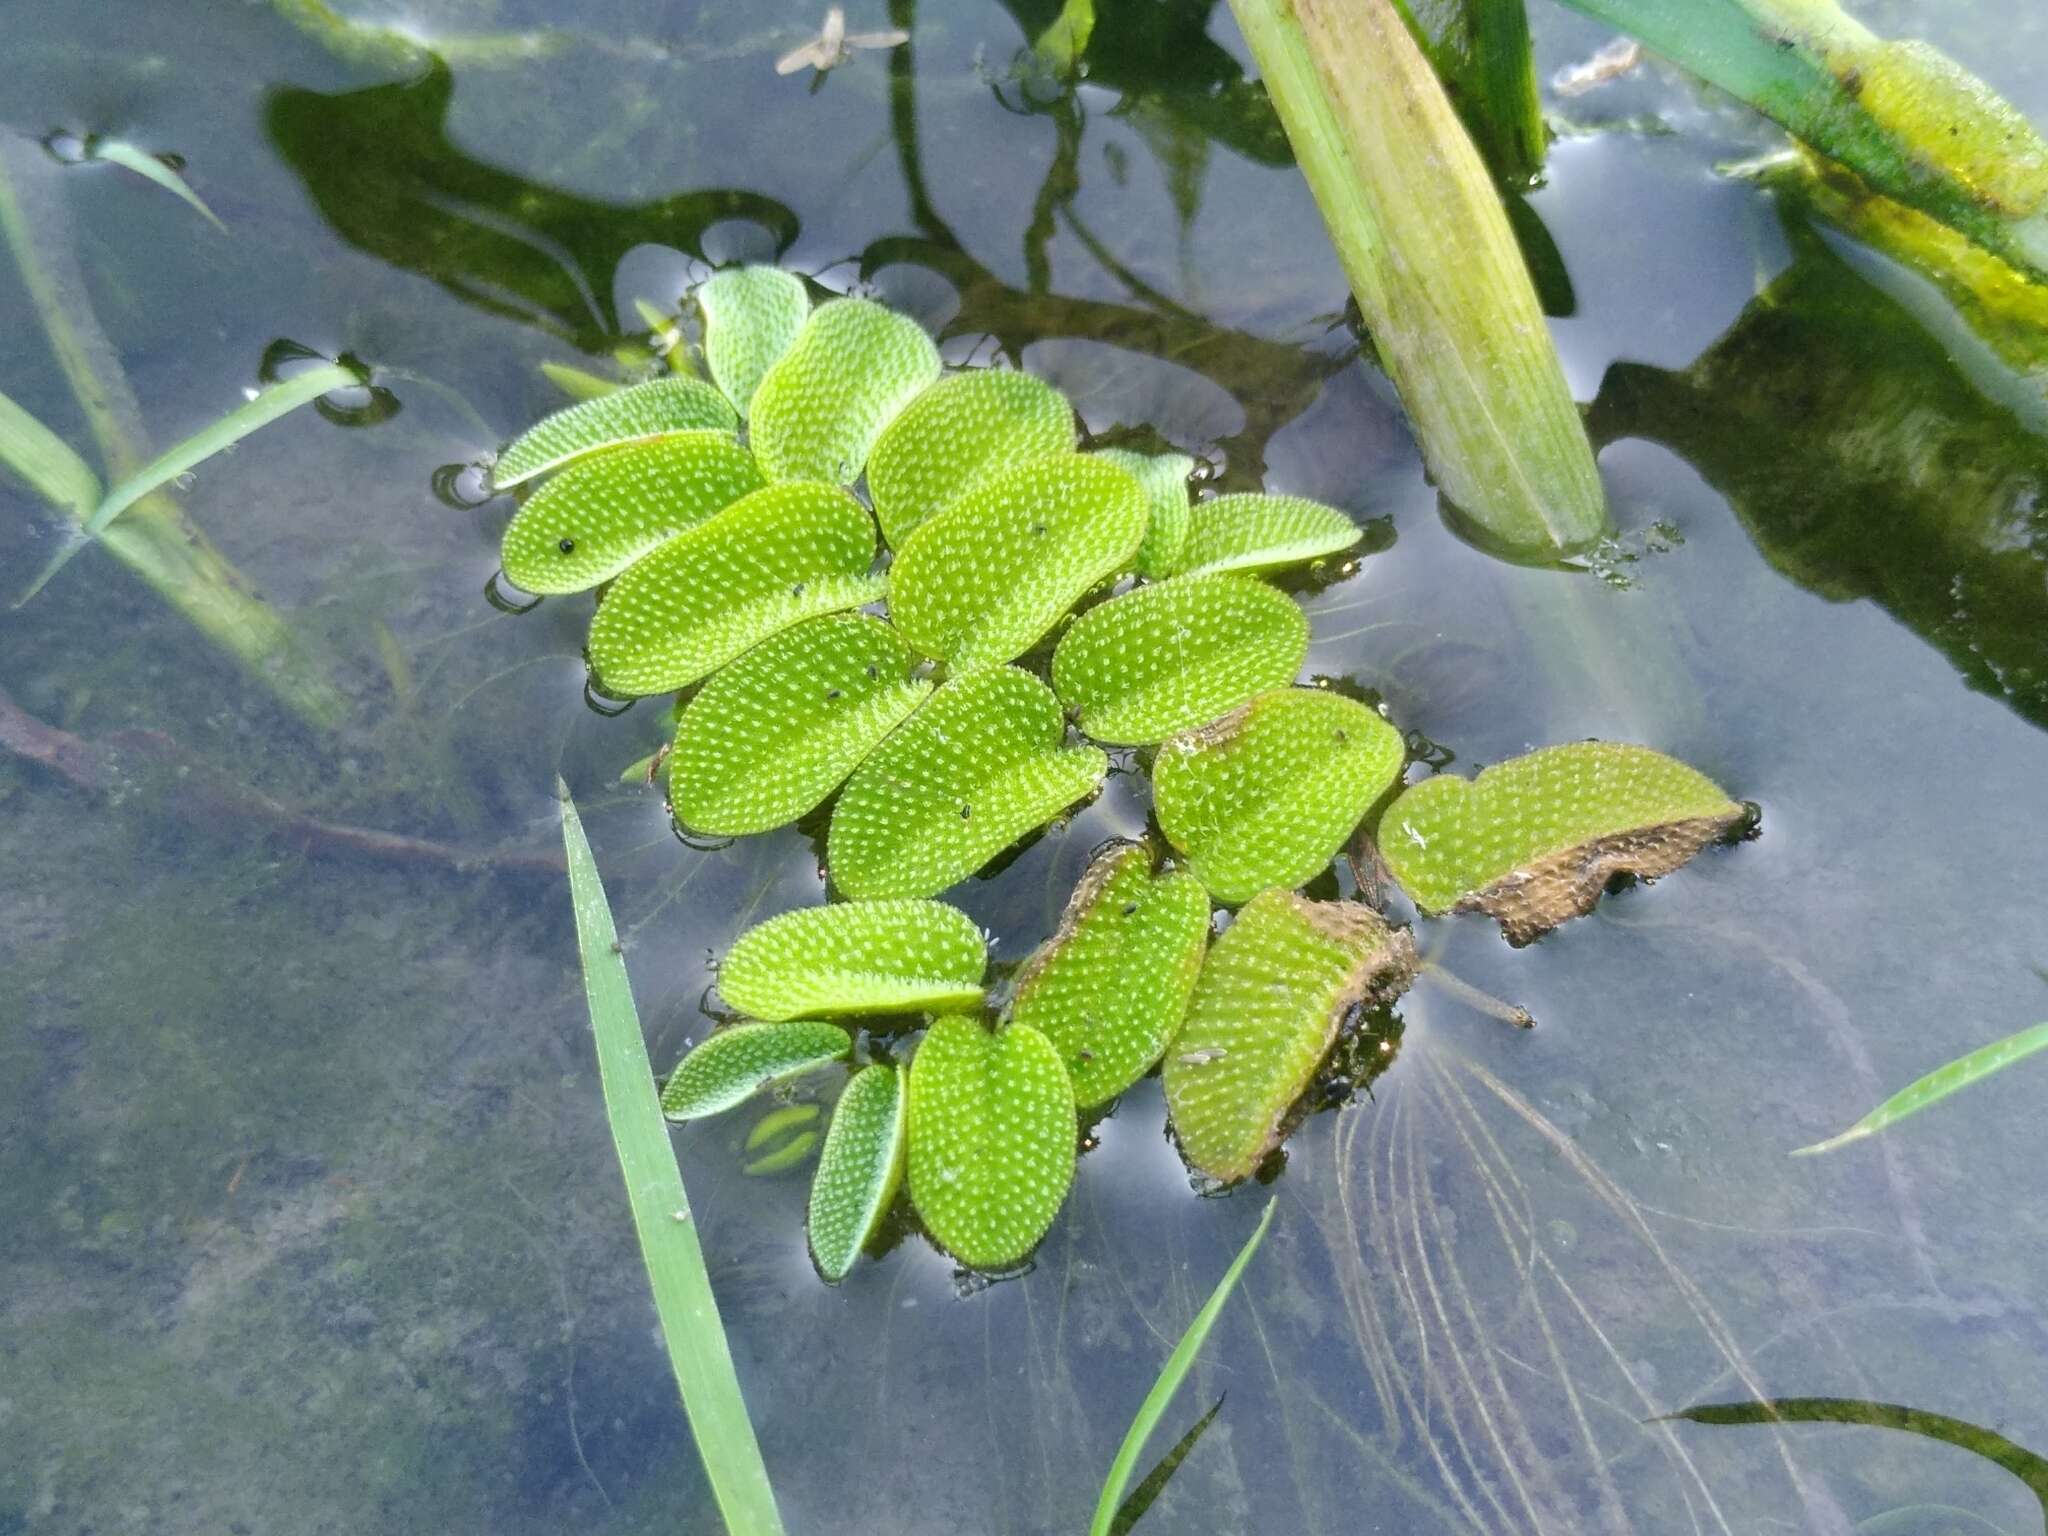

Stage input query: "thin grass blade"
[
  {"left": 1792, "top": 1020, "right": 2048, "bottom": 1156},
  {"left": 91, "top": 141, "right": 227, "bottom": 233},
  {"left": 1109, "top": 1394, "right": 1226, "bottom": 1536},
  {"left": 0, "top": 386, "right": 99, "bottom": 518}
]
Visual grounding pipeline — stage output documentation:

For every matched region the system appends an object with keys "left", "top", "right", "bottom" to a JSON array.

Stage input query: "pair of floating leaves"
[
  {"left": 1377, "top": 741, "right": 1748, "bottom": 945},
  {"left": 660, "top": 1020, "right": 851, "bottom": 1120},
  {"left": 828, "top": 667, "right": 1108, "bottom": 899},
  {"left": 1009, "top": 843, "right": 1211, "bottom": 1108},
  {"left": 670, "top": 615, "right": 930, "bottom": 835},
  {"left": 809, "top": 1064, "right": 907, "bottom": 1282},
  {"left": 749, "top": 297, "right": 941, "bottom": 483},
  {"left": 1155, "top": 688, "right": 1406, "bottom": 905},
  {"left": 1164, "top": 891, "right": 1417, "bottom": 1183},
  {"left": 867, "top": 369, "right": 1077, "bottom": 548},
  {"left": 1097, "top": 447, "right": 1196, "bottom": 580},
  {"left": 492, "top": 375, "right": 739, "bottom": 490},
  {"left": 697, "top": 265, "right": 809, "bottom": 416},
  {"left": 718, "top": 899, "right": 988, "bottom": 1020}
]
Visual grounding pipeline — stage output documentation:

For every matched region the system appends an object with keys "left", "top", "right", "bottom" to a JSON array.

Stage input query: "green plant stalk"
[
  {"left": 1395, "top": 0, "right": 1547, "bottom": 186},
  {"left": 557, "top": 783, "right": 786, "bottom": 1536},
  {"left": 1226, "top": 0, "right": 1607, "bottom": 558},
  {"left": 0, "top": 387, "right": 99, "bottom": 518}
]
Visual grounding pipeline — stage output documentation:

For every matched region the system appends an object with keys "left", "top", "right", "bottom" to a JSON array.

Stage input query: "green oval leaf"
[
  {"left": 1050, "top": 575, "right": 1309, "bottom": 745},
  {"left": 697, "top": 265, "right": 810, "bottom": 416},
  {"left": 741, "top": 1102, "right": 824, "bottom": 1176},
  {"left": 586, "top": 481, "right": 883, "bottom": 696},
  {"left": 808, "top": 1064, "right": 908, "bottom": 1282},
  {"left": 867, "top": 369, "right": 1077, "bottom": 548},
  {"left": 501, "top": 433, "right": 765, "bottom": 594},
  {"left": 889, "top": 455, "right": 1149, "bottom": 670},
  {"left": 670, "top": 615, "right": 932, "bottom": 835},
  {"left": 1164, "top": 891, "right": 1415, "bottom": 1183},
  {"left": 1009, "top": 842, "right": 1211, "bottom": 1109},
  {"left": 907, "top": 1016, "right": 1076, "bottom": 1270},
  {"left": 748, "top": 297, "right": 941, "bottom": 483},
  {"left": 718, "top": 898, "right": 988, "bottom": 1020},
  {"left": 660, "top": 1020, "right": 852, "bottom": 1121},
  {"left": 1376, "top": 742, "right": 1748, "bottom": 944},
  {"left": 1096, "top": 447, "right": 1195, "bottom": 579},
  {"left": 493, "top": 376, "right": 739, "bottom": 491},
  {"left": 1173, "top": 492, "right": 1362, "bottom": 578},
  {"left": 828, "top": 667, "right": 1108, "bottom": 899},
  {"left": 1154, "top": 688, "right": 1406, "bottom": 906}
]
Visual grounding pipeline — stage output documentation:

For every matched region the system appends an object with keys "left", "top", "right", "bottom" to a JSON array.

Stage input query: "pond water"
[{"left": 4, "top": 2, "right": 2048, "bottom": 1533}]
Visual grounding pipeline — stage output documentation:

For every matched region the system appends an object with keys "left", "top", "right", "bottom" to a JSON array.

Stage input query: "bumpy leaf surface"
[
  {"left": 889, "top": 455, "right": 1148, "bottom": 670},
  {"left": 808, "top": 1064, "right": 908, "bottom": 1282},
  {"left": 586, "top": 482, "right": 882, "bottom": 696},
  {"left": 907, "top": 1016, "right": 1076, "bottom": 1269},
  {"left": 697, "top": 265, "right": 810, "bottom": 416},
  {"left": 671, "top": 615, "right": 930, "bottom": 834},
  {"left": 493, "top": 376, "right": 739, "bottom": 490},
  {"left": 867, "top": 369, "right": 1076, "bottom": 548},
  {"left": 1377, "top": 741, "right": 1746, "bottom": 944},
  {"left": 828, "top": 667, "right": 1107, "bottom": 899},
  {"left": 1008, "top": 843, "right": 1211, "bottom": 1108},
  {"left": 718, "top": 898, "right": 988, "bottom": 1020},
  {"left": 660, "top": 1020, "right": 852, "bottom": 1121},
  {"left": 1096, "top": 447, "right": 1195, "bottom": 579},
  {"left": 748, "top": 297, "right": 941, "bottom": 483},
  {"left": 1154, "top": 688, "right": 1406, "bottom": 906},
  {"left": 1050, "top": 575, "right": 1309, "bottom": 744},
  {"left": 500, "top": 433, "right": 764, "bottom": 594},
  {"left": 1174, "top": 492, "right": 1361, "bottom": 578},
  {"left": 1164, "top": 892, "right": 1414, "bottom": 1182}
]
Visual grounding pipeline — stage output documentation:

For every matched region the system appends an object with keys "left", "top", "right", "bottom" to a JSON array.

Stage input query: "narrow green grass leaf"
[
  {"left": 889, "top": 455, "right": 1149, "bottom": 671},
  {"left": 698, "top": 265, "right": 810, "bottom": 416},
  {"left": 718, "top": 899, "right": 988, "bottom": 1021},
  {"left": 1096, "top": 448, "right": 1195, "bottom": 580},
  {"left": 1154, "top": 688, "right": 1406, "bottom": 906},
  {"left": 1051, "top": 575, "right": 1309, "bottom": 745},
  {"left": 539, "top": 361, "right": 623, "bottom": 400},
  {"left": 906, "top": 1017, "right": 1077, "bottom": 1270},
  {"left": 586, "top": 481, "right": 882, "bottom": 696},
  {"left": 671, "top": 614, "right": 930, "bottom": 835},
  {"left": 556, "top": 784, "right": 785, "bottom": 1536},
  {"left": 1173, "top": 492, "right": 1362, "bottom": 578},
  {"left": 0, "top": 386, "right": 98, "bottom": 518},
  {"left": 867, "top": 369, "right": 1077, "bottom": 547},
  {"left": 748, "top": 297, "right": 941, "bottom": 483},
  {"left": 808, "top": 1064, "right": 908, "bottom": 1282},
  {"left": 828, "top": 667, "right": 1108, "bottom": 899},
  {"left": 92, "top": 140, "right": 227, "bottom": 232},
  {"left": 1090, "top": 1200, "right": 1275, "bottom": 1536},
  {"left": 1107, "top": 1394, "right": 1227, "bottom": 1536},
  {"left": 1792, "top": 1021, "right": 2048, "bottom": 1156},
  {"left": 493, "top": 376, "right": 739, "bottom": 490},
  {"left": 660, "top": 1020, "right": 853, "bottom": 1121}
]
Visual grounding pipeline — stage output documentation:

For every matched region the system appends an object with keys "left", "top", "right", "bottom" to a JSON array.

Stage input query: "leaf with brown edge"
[
  {"left": 1163, "top": 891, "right": 1415, "bottom": 1183},
  {"left": 867, "top": 369, "right": 1076, "bottom": 548},
  {"left": 492, "top": 376, "right": 739, "bottom": 490}
]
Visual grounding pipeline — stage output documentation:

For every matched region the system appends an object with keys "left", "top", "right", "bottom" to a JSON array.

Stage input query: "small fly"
[{"left": 776, "top": 8, "right": 909, "bottom": 80}]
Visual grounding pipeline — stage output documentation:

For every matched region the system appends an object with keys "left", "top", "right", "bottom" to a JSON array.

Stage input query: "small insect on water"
[{"left": 775, "top": 7, "right": 909, "bottom": 78}]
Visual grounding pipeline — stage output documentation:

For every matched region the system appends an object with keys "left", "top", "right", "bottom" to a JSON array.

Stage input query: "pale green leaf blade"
[
  {"left": 660, "top": 1020, "right": 852, "bottom": 1121},
  {"left": 1096, "top": 447, "right": 1195, "bottom": 579},
  {"left": 828, "top": 667, "right": 1108, "bottom": 899},
  {"left": 1164, "top": 891, "right": 1415, "bottom": 1182},
  {"left": 1154, "top": 688, "right": 1406, "bottom": 906},
  {"left": 907, "top": 1017, "right": 1077, "bottom": 1270},
  {"left": 1792, "top": 1021, "right": 2048, "bottom": 1157},
  {"left": 1010, "top": 843, "right": 1211, "bottom": 1108},
  {"left": 1377, "top": 741, "right": 1748, "bottom": 944},
  {"left": 867, "top": 369, "right": 1076, "bottom": 547},
  {"left": 501, "top": 432, "right": 764, "bottom": 594},
  {"left": 493, "top": 376, "right": 739, "bottom": 491},
  {"left": 807, "top": 1064, "right": 909, "bottom": 1282},
  {"left": 670, "top": 614, "right": 931, "bottom": 835},
  {"left": 0, "top": 386, "right": 98, "bottom": 518},
  {"left": 1172, "top": 492, "right": 1362, "bottom": 578},
  {"left": 93, "top": 140, "right": 227, "bottom": 232},
  {"left": 748, "top": 297, "right": 941, "bottom": 483},
  {"left": 889, "top": 455, "right": 1148, "bottom": 670},
  {"left": 718, "top": 898, "right": 988, "bottom": 1020},
  {"left": 1050, "top": 575, "right": 1309, "bottom": 745},
  {"left": 539, "top": 361, "right": 623, "bottom": 400},
  {"left": 586, "top": 481, "right": 882, "bottom": 696},
  {"left": 697, "top": 265, "right": 810, "bottom": 416}
]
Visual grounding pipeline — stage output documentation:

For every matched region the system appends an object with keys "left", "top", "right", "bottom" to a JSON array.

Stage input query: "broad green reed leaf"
[
  {"left": 492, "top": 375, "right": 739, "bottom": 490},
  {"left": 556, "top": 783, "right": 786, "bottom": 1536},
  {"left": 697, "top": 264, "right": 810, "bottom": 416},
  {"left": 867, "top": 368, "right": 1076, "bottom": 548},
  {"left": 660, "top": 1020, "right": 853, "bottom": 1121},
  {"left": 828, "top": 666, "right": 1108, "bottom": 899},
  {"left": 1792, "top": 1020, "right": 2048, "bottom": 1156},
  {"left": 0, "top": 386, "right": 98, "bottom": 518},
  {"left": 1090, "top": 1200, "right": 1276, "bottom": 1536},
  {"left": 1051, "top": 575, "right": 1309, "bottom": 745},
  {"left": 906, "top": 1017, "right": 1076, "bottom": 1270},
  {"left": 1095, "top": 447, "right": 1195, "bottom": 580},
  {"left": 91, "top": 140, "right": 227, "bottom": 233},
  {"left": 501, "top": 432, "right": 763, "bottom": 594},
  {"left": 1173, "top": 492, "right": 1361, "bottom": 578},
  {"left": 718, "top": 898, "right": 988, "bottom": 1021},
  {"left": 808, "top": 1064, "right": 908, "bottom": 1282},
  {"left": 585, "top": 481, "right": 882, "bottom": 696},
  {"left": 748, "top": 297, "right": 940, "bottom": 483},
  {"left": 1154, "top": 688, "right": 1405, "bottom": 906},
  {"left": 670, "top": 614, "right": 931, "bottom": 834}
]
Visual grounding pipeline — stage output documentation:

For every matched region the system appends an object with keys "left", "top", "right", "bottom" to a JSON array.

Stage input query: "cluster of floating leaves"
[{"left": 490, "top": 269, "right": 1753, "bottom": 1278}]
